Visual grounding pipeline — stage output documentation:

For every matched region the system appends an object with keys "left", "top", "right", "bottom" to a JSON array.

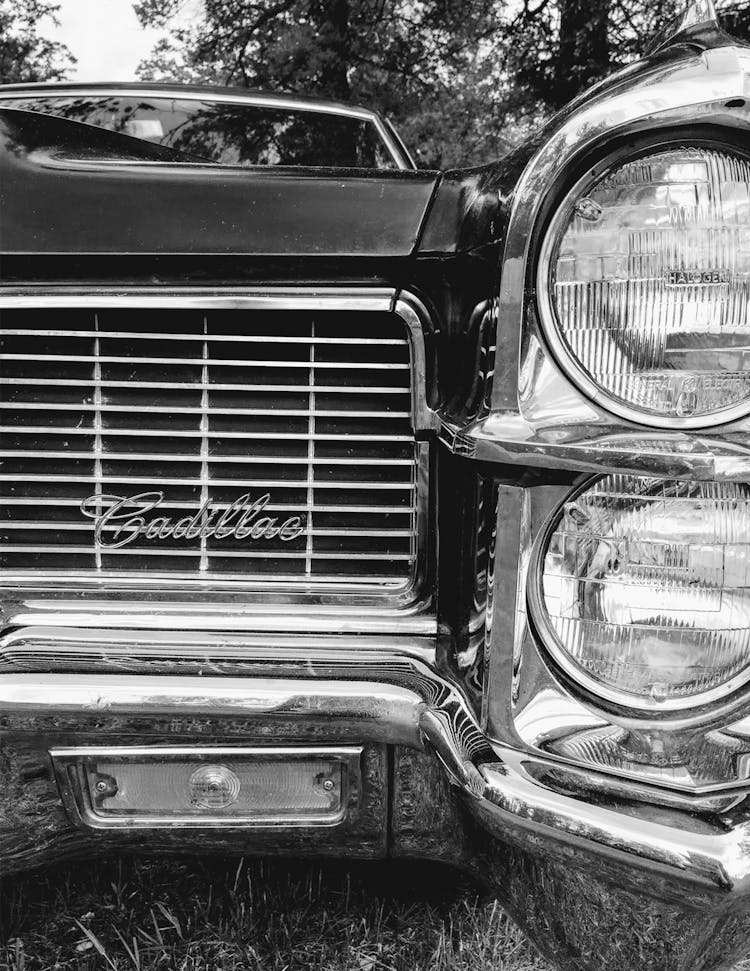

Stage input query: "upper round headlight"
[
  {"left": 537, "top": 145, "right": 750, "bottom": 428},
  {"left": 531, "top": 474, "right": 750, "bottom": 713}
]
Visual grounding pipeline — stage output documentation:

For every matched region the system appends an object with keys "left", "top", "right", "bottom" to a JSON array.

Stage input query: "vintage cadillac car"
[{"left": 1, "top": 2, "right": 750, "bottom": 969}]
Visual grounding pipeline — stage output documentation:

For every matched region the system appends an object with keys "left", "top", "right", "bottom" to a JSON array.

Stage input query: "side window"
[{"left": 0, "top": 95, "right": 399, "bottom": 169}]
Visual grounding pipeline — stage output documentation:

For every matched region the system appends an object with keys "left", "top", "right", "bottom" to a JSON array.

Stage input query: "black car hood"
[{"left": 0, "top": 108, "right": 440, "bottom": 258}]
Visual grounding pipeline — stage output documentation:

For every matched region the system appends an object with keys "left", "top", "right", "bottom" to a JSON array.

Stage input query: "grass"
[
  {"left": 0, "top": 855, "right": 746, "bottom": 971},
  {"left": 0, "top": 856, "right": 549, "bottom": 971}
]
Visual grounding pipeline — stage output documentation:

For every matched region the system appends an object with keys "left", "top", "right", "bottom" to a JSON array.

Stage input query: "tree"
[
  {"left": 134, "top": 0, "right": 509, "bottom": 168},
  {"left": 500, "top": 0, "right": 683, "bottom": 114},
  {"left": 719, "top": 0, "right": 750, "bottom": 39},
  {"left": 135, "top": 1, "right": 749, "bottom": 168},
  {"left": 0, "top": 0, "right": 75, "bottom": 84}
]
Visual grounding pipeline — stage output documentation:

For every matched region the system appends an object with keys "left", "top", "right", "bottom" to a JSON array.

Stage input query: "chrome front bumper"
[
  {"left": 1, "top": 628, "right": 750, "bottom": 971},
  {"left": 0, "top": 659, "right": 747, "bottom": 911}
]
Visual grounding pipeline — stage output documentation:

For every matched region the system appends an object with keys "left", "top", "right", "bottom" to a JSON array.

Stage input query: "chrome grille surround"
[{"left": 0, "top": 289, "right": 435, "bottom": 604}]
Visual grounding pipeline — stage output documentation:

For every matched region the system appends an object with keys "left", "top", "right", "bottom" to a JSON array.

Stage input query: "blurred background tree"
[
  {"left": 0, "top": 0, "right": 75, "bottom": 84},
  {"left": 134, "top": 0, "right": 512, "bottom": 167},
  {"left": 139, "top": 0, "right": 746, "bottom": 166}
]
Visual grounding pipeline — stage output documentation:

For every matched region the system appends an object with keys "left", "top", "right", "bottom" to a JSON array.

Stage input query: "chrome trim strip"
[
  {"left": 441, "top": 414, "right": 750, "bottom": 482},
  {"left": 0, "top": 672, "right": 426, "bottom": 742},
  {"left": 0, "top": 289, "right": 397, "bottom": 311},
  {"left": 0, "top": 85, "right": 380, "bottom": 119},
  {"left": 1, "top": 571, "right": 435, "bottom": 604},
  {"left": 393, "top": 291, "right": 440, "bottom": 434},
  {"left": 52, "top": 744, "right": 361, "bottom": 758},
  {"left": 0, "top": 627, "right": 438, "bottom": 659}
]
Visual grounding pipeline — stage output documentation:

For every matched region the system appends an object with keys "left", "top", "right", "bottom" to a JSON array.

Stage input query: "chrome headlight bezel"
[
  {"left": 527, "top": 473, "right": 750, "bottom": 717},
  {"left": 535, "top": 138, "right": 750, "bottom": 431}
]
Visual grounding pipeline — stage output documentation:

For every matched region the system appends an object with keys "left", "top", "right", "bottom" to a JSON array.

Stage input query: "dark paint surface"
[
  {"left": 0, "top": 109, "right": 439, "bottom": 257},
  {"left": 0, "top": 46, "right": 706, "bottom": 262}
]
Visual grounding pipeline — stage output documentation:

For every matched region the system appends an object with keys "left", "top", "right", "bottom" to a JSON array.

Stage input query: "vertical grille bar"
[
  {"left": 304, "top": 318, "right": 316, "bottom": 576},
  {"left": 199, "top": 315, "right": 209, "bottom": 573},
  {"left": 93, "top": 313, "right": 103, "bottom": 570}
]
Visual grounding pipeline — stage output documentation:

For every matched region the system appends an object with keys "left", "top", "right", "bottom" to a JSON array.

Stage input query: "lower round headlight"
[{"left": 532, "top": 474, "right": 750, "bottom": 712}]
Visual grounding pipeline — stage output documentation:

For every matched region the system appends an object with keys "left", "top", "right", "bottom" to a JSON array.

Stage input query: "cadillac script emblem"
[{"left": 80, "top": 492, "right": 305, "bottom": 549}]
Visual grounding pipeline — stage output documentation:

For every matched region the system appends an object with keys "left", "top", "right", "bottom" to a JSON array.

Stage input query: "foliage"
[
  {"left": 0, "top": 0, "right": 75, "bottom": 84},
  {"left": 501, "top": 0, "right": 682, "bottom": 113},
  {"left": 134, "top": 0, "right": 510, "bottom": 168},
  {"left": 719, "top": 0, "right": 750, "bottom": 38},
  {"left": 133, "top": 0, "right": 750, "bottom": 166}
]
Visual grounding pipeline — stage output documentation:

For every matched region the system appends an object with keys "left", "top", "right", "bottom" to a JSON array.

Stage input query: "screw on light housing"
[
  {"left": 573, "top": 197, "right": 601, "bottom": 221},
  {"left": 91, "top": 773, "right": 118, "bottom": 802}
]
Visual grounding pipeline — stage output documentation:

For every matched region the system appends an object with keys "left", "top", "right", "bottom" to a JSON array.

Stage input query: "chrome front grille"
[{"left": 0, "top": 296, "right": 423, "bottom": 590}]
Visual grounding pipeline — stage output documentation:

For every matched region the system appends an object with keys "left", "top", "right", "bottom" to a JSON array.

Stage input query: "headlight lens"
[
  {"left": 539, "top": 146, "right": 750, "bottom": 427},
  {"left": 535, "top": 475, "right": 750, "bottom": 712}
]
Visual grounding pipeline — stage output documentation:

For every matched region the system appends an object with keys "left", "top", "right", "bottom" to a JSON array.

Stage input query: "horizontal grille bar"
[
  {"left": 0, "top": 546, "right": 414, "bottom": 560},
  {"left": 1, "top": 329, "right": 407, "bottom": 345},
  {"left": 5, "top": 402, "right": 411, "bottom": 417},
  {"left": 0, "top": 475, "right": 414, "bottom": 488},
  {"left": 0, "top": 451, "right": 414, "bottom": 466},
  {"left": 1, "top": 523, "right": 413, "bottom": 537},
  {"left": 1, "top": 303, "right": 422, "bottom": 588},
  {"left": 0, "top": 426, "right": 414, "bottom": 441},
  {"left": 1, "top": 497, "right": 411, "bottom": 513},
  {"left": 0, "top": 354, "right": 409, "bottom": 369},
  {"left": 3, "top": 378, "right": 409, "bottom": 393},
  {"left": 15, "top": 570, "right": 404, "bottom": 584}
]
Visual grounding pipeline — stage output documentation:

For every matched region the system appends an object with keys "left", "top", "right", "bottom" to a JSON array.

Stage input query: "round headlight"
[
  {"left": 538, "top": 145, "right": 750, "bottom": 428},
  {"left": 532, "top": 474, "right": 750, "bottom": 713}
]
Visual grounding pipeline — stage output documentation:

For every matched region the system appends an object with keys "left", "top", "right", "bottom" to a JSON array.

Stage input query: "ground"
[{"left": 0, "top": 856, "right": 747, "bottom": 970}]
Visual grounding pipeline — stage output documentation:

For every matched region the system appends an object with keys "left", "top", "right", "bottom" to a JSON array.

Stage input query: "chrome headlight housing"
[
  {"left": 537, "top": 144, "right": 750, "bottom": 428},
  {"left": 530, "top": 474, "right": 750, "bottom": 714}
]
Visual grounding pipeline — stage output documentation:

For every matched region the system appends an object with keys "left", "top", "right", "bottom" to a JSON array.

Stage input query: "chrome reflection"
[
  {"left": 483, "top": 479, "right": 750, "bottom": 802},
  {"left": 0, "top": 646, "right": 748, "bottom": 904}
]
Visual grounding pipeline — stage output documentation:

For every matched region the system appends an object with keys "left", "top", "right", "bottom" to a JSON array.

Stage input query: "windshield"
[{"left": 0, "top": 94, "right": 401, "bottom": 169}]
